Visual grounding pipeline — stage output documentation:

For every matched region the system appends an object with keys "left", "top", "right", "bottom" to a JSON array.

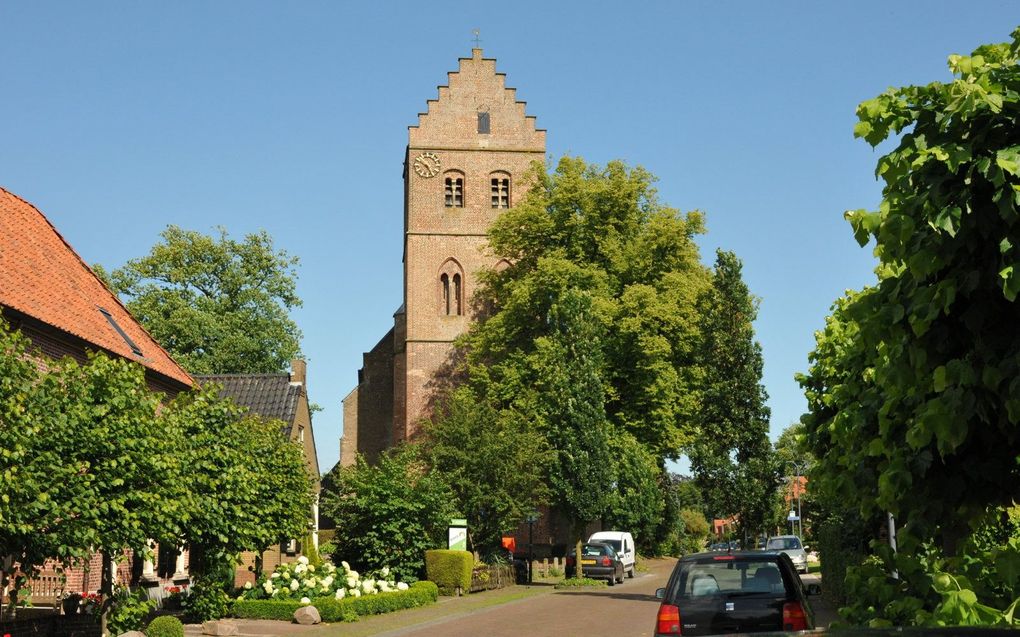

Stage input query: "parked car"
[
  {"left": 587, "top": 530, "right": 636, "bottom": 578},
  {"left": 565, "top": 541, "right": 625, "bottom": 585},
  {"left": 765, "top": 535, "right": 808, "bottom": 573},
  {"left": 653, "top": 550, "right": 820, "bottom": 635}
]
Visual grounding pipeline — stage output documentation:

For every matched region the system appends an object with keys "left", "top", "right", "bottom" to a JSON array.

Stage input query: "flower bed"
[{"left": 231, "top": 581, "right": 438, "bottom": 622}]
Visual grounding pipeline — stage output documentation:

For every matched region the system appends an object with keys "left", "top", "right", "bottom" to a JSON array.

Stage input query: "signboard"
[
  {"left": 787, "top": 510, "right": 800, "bottom": 521},
  {"left": 448, "top": 526, "right": 467, "bottom": 551}
]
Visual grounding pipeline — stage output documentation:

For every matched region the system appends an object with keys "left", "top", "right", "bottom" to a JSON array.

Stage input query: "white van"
[{"left": 588, "top": 531, "right": 636, "bottom": 578}]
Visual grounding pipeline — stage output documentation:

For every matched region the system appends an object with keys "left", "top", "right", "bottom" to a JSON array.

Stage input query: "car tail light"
[
  {"left": 655, "top": 603, "right": 681, "bottom": 635},
  {"left": 566, "top": 556, "right": 574, "bottom": 567},
  {"left": 783, "top": 601, "right": 808, "bottom": 631},
  {"left": 601, "top": 556, "right": 612, "bottom": 567}
]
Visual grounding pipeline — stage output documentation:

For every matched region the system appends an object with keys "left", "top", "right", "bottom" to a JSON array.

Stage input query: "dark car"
[
  {"left": 565, "top": 541, "right": 626, "bottom": 585},
  {"left": 653, "top": 550, "right": 819, "bottom": 636}
]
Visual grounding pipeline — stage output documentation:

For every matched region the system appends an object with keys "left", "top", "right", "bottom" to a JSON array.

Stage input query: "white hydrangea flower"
[
  {"left": 263, "top": 581, "right": 274, "bottom": 594},
  {"left": 346, "top": 577, "right": 358, "bottom": 589},
  {"left": 294, "top": 563, "right": 307, "bottom": 574},
  {"left": 378, "top": 581, "right": 391, "bottom": 592},
  {"left": 322, "top": 575, "right": 334, "bottom": 587},
  {"left": 298, "top": 556, "right": 309, "bottom": 565},
  {"left": 396, "top": 582, "right": 409, "bottom": 591},
  {"left": 308, "top": 565, "right": 315, "bottom": 573},
  {"left": 271, "top": 589, "right": 279, "bottom": 597},
  {"left": 243, "top": 581, "right": 252, "bottom": 590},
  {"left": 300, "top": 597, "right": 311, "bottom": 605},
  {"left": 381, "top": 566, "right": 390, "bottom": 577},
  {"left": 334, "top": 588, "right": 346, "bottom": 600},
  {"left": 290, "top": 579, "right": 300, "bottom": 591},
  {"left": 362, "top": 580, "right": 376, "bottom": 594},
  {"left": 351, "top": 589, "right": 361, "bottom": 598},
  {"left": 341, "top": 561, "right": 350, "bottom": 571},
  {"left": 271, "top": 572, "right": 281, "bottom": 579}
]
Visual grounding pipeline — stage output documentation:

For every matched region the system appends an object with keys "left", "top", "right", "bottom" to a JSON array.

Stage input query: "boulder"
[
  {"left": 202, "top": 620, "right": 239, "bottom": 636},
  {"left": 294, "top": 605, "right": 321, "bottom": 625}
]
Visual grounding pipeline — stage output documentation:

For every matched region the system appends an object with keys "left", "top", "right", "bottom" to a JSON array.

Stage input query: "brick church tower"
[{"left": 341, "top": 49, "right": 545, "bottom": 463}]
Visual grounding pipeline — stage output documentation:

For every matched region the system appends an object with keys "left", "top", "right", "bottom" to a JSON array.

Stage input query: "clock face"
[{"left": 413, "top": 152, "right": 441, "bottom": 178}]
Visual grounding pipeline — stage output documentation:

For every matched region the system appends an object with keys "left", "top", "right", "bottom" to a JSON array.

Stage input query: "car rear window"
[
  {"left": 582, "top": 544, "right": 611, "bottom": 557},
  {"left": 600, "top": 539, "right": 622, "bottom": 552},
  {"left": 677, "top": 559, "right": 788, "bottom": 598},
  {"left": 767, "top": 537, "right": 801, "bottom": 550}
]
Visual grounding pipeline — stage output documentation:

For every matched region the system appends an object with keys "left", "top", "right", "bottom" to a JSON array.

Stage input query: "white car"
[
  {"left": 766, "top": 535, "right": 808, "bottom": 573},
  {"left": 587, "top": 531, "right": 636, "bottom": 578}
]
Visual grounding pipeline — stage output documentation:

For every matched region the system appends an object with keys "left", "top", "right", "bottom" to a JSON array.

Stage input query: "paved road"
[{"left": 376, "top": 559, "right": 676, "bottom": 637}]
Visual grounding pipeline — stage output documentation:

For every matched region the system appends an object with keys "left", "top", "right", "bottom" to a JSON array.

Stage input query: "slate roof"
[
  {"left": 0, "top": 187, "right": 193, "bottom": 388},
  {"left": 197, "top": 373, "right": 302, "bottom": 433}
]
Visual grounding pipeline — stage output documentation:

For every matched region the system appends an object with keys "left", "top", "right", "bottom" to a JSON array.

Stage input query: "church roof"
[
  {"left": 196, "top": 373, "right": 302, "bottom": 434},
  {"left": 0, "top": 186, "right": 193, "bottom": 388}
]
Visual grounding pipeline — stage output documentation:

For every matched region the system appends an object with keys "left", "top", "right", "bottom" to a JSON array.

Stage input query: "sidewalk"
[{"left": 183, "top": 583, "right": 556, "bottom": 637}]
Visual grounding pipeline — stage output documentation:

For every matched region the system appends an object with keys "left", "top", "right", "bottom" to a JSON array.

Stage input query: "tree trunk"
[{"left": 99, "top": 550, "right": 114, "bottom": 637}]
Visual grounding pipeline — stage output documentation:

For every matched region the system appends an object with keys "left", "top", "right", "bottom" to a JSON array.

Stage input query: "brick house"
[
  {"left": 341, "top": 48, "right": 546, "bottom": 464},
  {"left": 195, "top": 364, "right": 321, "bottom": 585},
  {"left": 0, "top": 186, "right": 196, "bottom": 601}
]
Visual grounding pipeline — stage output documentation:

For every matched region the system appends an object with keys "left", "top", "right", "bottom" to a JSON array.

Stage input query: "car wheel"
[
  {"left": 616, "top": 571, "right": 624, "bottom": 584},
  {"left": 607, "top": 575, "right": 616, "bottom": 586},
  {"left": 627, "top": 567, "right": 635, "bottom": 579}
]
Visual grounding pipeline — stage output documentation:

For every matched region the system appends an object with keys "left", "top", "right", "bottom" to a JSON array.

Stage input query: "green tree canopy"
[{"left": 101, "top": 226, "right": 302, "bottom": 374}]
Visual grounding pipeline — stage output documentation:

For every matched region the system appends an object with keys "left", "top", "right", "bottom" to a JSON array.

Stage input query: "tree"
[
  {"left": 321, "top": 446, "right": 457, "bottom": 582},
  {"left": 689, "top": 250, "right": 776, "bottom": 541},
  {"left": 799, "top": 28, "right": 1020, "bottom": 625},
  {"left": 423, "top": 387, "right": 552, "bottom": 555},
  {"left": 101, "top": 226, "right": 302, "bottom": 374},
  {"left": 602, "top": 432, "right": 665, "bottom": 554},
  {"left": 166, "top": 384, "right": 313, "bottom": 619},
  {"left": 38, "top": 353, "right": 181, "bottom": 635}
]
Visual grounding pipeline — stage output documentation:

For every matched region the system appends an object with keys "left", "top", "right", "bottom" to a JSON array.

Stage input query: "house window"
[
  {"left": 452, "top": 274, "right": 462, "bottom": 316},
  {"left": 477, "top": 111, "right": 490, "bottom": 134},
  {"left": 298, "top": 426, "right": 305, "bottom": 443},
  {"left": 98, "top": 306, "right": 143, "bottom": 356},
  {"left": 441, "top": 273, "right": 451, "bottom": 315},
  {"left": 444, "top": 176, "right": 464, "bottom": 207},
  {"left": 491, "top": 176, "right": 510, "bottom": 208}
]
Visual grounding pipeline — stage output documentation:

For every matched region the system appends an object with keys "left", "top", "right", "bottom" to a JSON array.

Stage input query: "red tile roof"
[{"left": 0, "top": 187, "right": 193, "bottom": 388}]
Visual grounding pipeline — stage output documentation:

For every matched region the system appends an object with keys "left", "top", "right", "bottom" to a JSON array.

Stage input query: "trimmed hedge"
[
  {"left": 231, "top": 581, "right": 439, "bottom": 623},
  {"left": 425, "top": 549, "right": 472, "bottom": 595}
]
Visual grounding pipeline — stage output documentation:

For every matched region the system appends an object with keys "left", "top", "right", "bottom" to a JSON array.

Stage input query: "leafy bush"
[
  {"left": 184, "top": 573, "right": 231, "bottom": 622},
  {"left": 321, "top": 446, "right": 457, "bottom": 582},
  {"left": 425, "top": 550, "right": 472, "bottom": 595},
  {"left": 108, "top": 586, "right": 157, "bottom": 635},
  {"left": 146, "top": 615, "right": 184, "bottom": 637},
  {"left": 248, "top": 556, "right": 409, "bottom": 601},
  {"left": 231, "top": 581, "right": 439, "bottom": 622}
]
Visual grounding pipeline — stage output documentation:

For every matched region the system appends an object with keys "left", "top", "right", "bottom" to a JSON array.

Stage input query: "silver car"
[{"left": 765, "top": 535, "right": 808, "bottom": 573}]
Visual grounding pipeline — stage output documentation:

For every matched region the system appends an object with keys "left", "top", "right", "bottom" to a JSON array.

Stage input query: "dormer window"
[
  {"left": 491, "top": 174, "right": 510, "bottom": 209},
  {"left": 444, "top": 172, "right": 464, "bottom": 207}
]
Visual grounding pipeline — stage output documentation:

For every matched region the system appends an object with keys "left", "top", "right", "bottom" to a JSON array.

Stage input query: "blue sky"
[{"left": 3, "top": 2, "right": 1016, "bottom": 473}]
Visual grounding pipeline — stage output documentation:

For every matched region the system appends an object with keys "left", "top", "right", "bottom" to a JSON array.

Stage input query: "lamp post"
[
  {"left": 526, "top": 511, "right": 540, "bottom": 585},
  {"left": 787, "top": 460, "right": 808, "bottom": 538}
]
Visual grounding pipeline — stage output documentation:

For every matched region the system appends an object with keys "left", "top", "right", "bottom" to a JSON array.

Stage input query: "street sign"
[{"left": 787, "top": 510, "right": 800, "bottom": 521}]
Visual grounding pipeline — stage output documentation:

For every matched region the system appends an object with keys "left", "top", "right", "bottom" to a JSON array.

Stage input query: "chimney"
[{"left": 290, "top": 359, "right": 307, "bottom": 386}]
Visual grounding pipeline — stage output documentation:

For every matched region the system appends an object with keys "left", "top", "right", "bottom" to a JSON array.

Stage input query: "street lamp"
[{"left": 787, "top": 460, "right": 809, "bottom": 538}]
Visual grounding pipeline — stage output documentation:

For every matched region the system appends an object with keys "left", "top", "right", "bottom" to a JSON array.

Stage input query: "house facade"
[{"left": 0, "top": 187, "right": 196, "bottom": 601}]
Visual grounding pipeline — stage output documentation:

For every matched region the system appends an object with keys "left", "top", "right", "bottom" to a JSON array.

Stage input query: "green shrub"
[
  {"left": 425, "top": 550, "right": 472, "bottom": 595},
  {"left": 231, "top": 581, "right": 439, "bottom": 622},
  {"left": 184, "top": 573, "right": 232, "bottom": 622},
  {"left": 555, "top": 577, "right": 607, "bottom": 589},
  {"left": 146, "top": 615, "right": 184, "bottom": 637},
  {"left": 108, "top": 586, "right": 157, "bottom": 635}
]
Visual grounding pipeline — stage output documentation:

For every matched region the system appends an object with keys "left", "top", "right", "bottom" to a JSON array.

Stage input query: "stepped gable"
[
  {"left": 409, "top": 48, "right": 546, "bottom": 151},
  {"left": 0, "top": 186, "right": 193, "bottom": 388}
]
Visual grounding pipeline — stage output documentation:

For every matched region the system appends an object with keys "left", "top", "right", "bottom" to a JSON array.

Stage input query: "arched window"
[
  {"left": 490, "top": 171, "right": 510, "bottom": 208},
  {"left": 444, "top": 171, "right": 464, "bottom": 208},
  {"left": 438, "top": 258, "right": 465, "bottom": 316}
]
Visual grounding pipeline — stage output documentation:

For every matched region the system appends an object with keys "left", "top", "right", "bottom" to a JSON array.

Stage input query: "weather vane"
[{"left": 472, "top": 29, "right": 482, "bottom": 49}]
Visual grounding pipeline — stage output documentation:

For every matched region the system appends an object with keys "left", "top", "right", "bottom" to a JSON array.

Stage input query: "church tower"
[
  {"left": 394, "top": 48, "right": 546, "bottom": 442},
  {"left": 341, "top": 48, "right": 544, "bottom": 465}
]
